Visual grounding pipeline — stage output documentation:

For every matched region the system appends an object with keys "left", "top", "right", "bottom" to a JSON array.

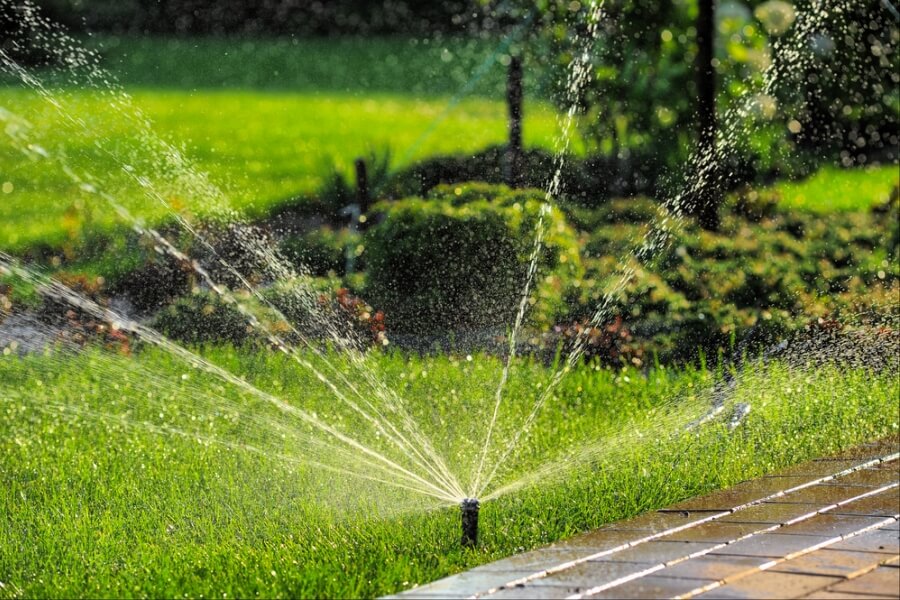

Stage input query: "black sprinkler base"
[{"left": 460, "top": 498, "right": 479, "bottom": 548}]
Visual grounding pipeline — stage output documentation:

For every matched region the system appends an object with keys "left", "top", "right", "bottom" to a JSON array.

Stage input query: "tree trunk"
[{"left": 694, "top": 0, "right": 720, "bottom": 230}]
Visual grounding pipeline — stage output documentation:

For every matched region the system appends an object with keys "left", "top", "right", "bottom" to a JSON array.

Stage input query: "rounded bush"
[
  {"left": 364, "top": 183, "right": 583, "bottom": 334},
  {"left": 151, "top": 291, "right": 254, "bottom": 346}
]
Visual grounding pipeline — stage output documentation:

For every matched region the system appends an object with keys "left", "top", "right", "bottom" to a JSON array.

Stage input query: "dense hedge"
[
  {"left": 565, "top": 190, "right": 900, "bottom": 364},
  {"left": 364, "top": 183, "right": 583, "bottom": 334}
]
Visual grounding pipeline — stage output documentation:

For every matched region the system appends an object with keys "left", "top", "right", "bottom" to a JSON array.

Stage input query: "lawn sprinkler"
[{"left": 460, "top": 498, "right": 480, "bottom": 548}]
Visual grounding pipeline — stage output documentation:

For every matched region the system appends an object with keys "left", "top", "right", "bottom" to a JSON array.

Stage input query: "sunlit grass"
[
  {"left": 0, "top": 345, "right": 895, "bottom": 598},
  {"left": 0, "top": 88, "right": 563, "bottom": 251},
  {"left": 770, "top": 165, "right": 899, "bottom": 213}
]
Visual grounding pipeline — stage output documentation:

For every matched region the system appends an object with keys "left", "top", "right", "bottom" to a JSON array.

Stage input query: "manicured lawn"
[
  {"left": 85, "top": 35, "right": 548, "bottom": 98},
  {"left": 0, "top": 344, "right": 895, "bottom": 598},
  {"left": 0, "top": 88, "right": 562, "bottom": 251},
  {"left": 0, "top": 34, "right": 565, "bottom": 252}
]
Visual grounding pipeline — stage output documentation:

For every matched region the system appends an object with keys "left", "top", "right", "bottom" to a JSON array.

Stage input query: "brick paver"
[{"left": 391, "top": 438, "right": 899, "bottom": 599}]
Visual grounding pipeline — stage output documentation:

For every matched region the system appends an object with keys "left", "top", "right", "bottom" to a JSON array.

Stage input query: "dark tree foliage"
[
  {"left": 1, "top": 2, "right": 57, "bottom": 67},
  {"left": 789, "top": 3, "right": 899, "bottom": 166},
  {"left": 31, "top": 0, "right": 484, "bottom": 36}
]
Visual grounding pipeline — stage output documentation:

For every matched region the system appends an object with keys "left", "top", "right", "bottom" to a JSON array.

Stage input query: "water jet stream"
[
  {"left": 0, "top": 56, "right": 464, "bottom": 501},
  {"left": 472, "top": 0, "right": 607, "bottom": 498},
  {"left": 0, "top": 254, "right": 461, "bottom": 504},
  {"left": 476, "top": 0, "right": 882, "bottom": 498}
]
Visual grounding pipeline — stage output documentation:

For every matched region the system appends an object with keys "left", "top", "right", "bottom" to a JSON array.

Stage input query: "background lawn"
[
  {"left": 0, "top": 88, "right": 562, "bottom": 250},
  {"left": 0, "top": 35, "right": 564, "bottom": 252},
  {"left": 767, "top": 165, "right": 899, "bottom": 213}
]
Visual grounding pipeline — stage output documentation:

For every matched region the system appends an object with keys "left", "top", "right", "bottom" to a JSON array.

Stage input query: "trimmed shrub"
[
  {"left": 151, "top": 291, "right": 255, "bottom": 347},
  {"left": 573, "top": 193, "right": 900, "bottom": 365},
  {"left": 364, "top": 183, "right": 583, "bottom": 334},
  {"left": 279, "top": 228, "right": 361, "bottom": 277}
]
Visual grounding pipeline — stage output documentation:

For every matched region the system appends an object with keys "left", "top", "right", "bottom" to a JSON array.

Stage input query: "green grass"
[
  {"left": 84, "top": 35, "right": 552, "bottom": 98},
  {"left": 0, "top": 88, "right": 563, "bottom": 251},
  {"left": 0, "top": 344, "right": 896, "bottom": 598},
  {"left": 768, "top": 165, "right": 899, "bottom": 213},
  {"left": 0, "top": 34, "right": 568, "bottom": 252}
]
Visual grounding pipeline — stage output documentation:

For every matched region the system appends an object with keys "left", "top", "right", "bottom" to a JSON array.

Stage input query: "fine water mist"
[{"left": 1, "top": 0, "right": 898, "bottom": 529}]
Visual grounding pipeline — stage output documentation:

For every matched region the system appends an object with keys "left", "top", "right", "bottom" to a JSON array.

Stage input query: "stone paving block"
[
  {"left": 481, "top": 583, "right": 581, "bottom": 599},
  {"left": 662, "top": 521, "right": 765, "bottom": 544},
  {"left": 866, "top": 461, "right": 900, "bottom": 472},
  {"left": 823, "top": 467, "right": 899, "bottom": 488},
  {"left": 589, "top": 575, "right": 717, "bottom": 599},
  {"left": 770, "top": 514, "right": 892, "bottom": 538},
  {"left": 557, "top": 526, "right": 661, "bottom": 552},
  {"left": 817, "top": 441, "right": 899, "bottom": 461},
  {"left": 770, "top": 547, "right": 894, "bottom": 577},
  {"left": 663, "top": 478, "right": 813, "bottom": 512},
  {"left": 769, "top": 484, "right": 875, "bottom": 506},
  {"left": 693, "top": 572, "right": 840, "bottom": 599},
  {"left": 472, "top": 545, "right": 615, "bottom": 573},
  {"left": 660, "top": 555, "right": 766, "bottom": 581},
  {"left": 829, "top": 528, "right": 900, "bottom": 554},
  {"left": 826, "top": 565, "right": 900, "bottom": 596},
  {"left": 602, "top": 510, "right": 727, "bottom": 533},
  {"left": 526, "top": 560, "right": 658, "bottom": 588},
  {"left": 709, "top": 532, "right": 835, "bottom": 559},
  {"left": 594, "top": 540, "right": 721, "bottom": 564},
  {"left": 721, "top": 502, "right": 823, "bottom": 525},
  {"left": 831, "top": 488, "right": 900, "bottom": 517},
  {"left": 391, "top": 569, "right": 533, "bottom": 598},
  {"left": 763, "top": 460, "right": 866, "bottom": 479}
]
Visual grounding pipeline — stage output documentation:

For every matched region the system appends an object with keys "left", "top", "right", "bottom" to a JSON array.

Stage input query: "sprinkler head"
[{"left": 460, "top": 498, "right": 480, "bottom": 548}]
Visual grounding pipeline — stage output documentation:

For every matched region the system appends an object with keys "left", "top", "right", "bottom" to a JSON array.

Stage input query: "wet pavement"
[{"left": 391, "top": 438, "right": 900, "bottom": 599}]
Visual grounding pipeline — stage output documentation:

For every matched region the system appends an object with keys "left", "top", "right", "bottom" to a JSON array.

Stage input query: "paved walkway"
[{"left": 394, "top": 439, "right": 900, "bottom": 599}]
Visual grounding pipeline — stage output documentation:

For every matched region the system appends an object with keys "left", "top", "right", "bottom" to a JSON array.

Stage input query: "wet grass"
[{"left": 0, "top": 345, "right": 896, "bottom": 598}]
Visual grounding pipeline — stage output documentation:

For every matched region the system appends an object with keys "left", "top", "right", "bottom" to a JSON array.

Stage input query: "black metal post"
[{"left": 354, "top": 157, "right": 370, "bottom": 222}]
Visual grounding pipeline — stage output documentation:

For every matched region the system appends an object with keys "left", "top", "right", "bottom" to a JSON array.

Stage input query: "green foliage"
[
  {"left": 279, "top": 228, "right": 361, "bottom": 277},
  {"left": 516, "top": 0, "right": 898, "bottom": 176},
  {"left": 151, "top": 291, "right": 255, "bottom": 346},
  {"left": 365, "top": 183, "right": 583, "bottom": 333},
  {"left": 574, "top": 192, "right": 900, "bottom": 363}
]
